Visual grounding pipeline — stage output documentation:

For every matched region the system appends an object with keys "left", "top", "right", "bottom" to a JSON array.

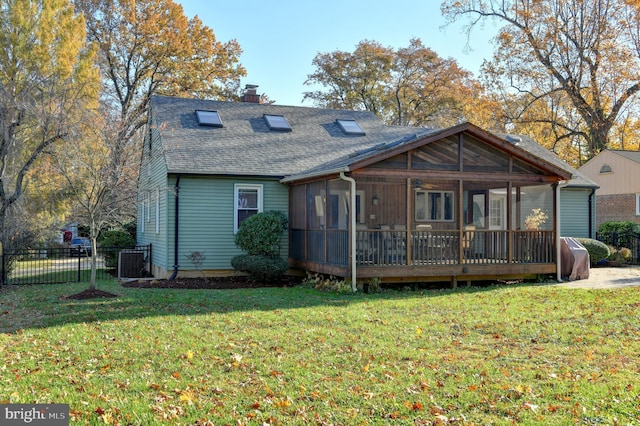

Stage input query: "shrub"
[
  {"left": 302, "top": 273, "right": 353, "bottom": 293},
  {"left": 576, "top": 238, "right": 610, "bottom": 266},
  {"left": 232, "top": 211, "right": 289, "bottom": 281},
  {"left": 231, "top": 254, "right": 288, "bottom": 282},
  {"left": 598, "top": 221, "right": 640, "bottom": 234},
  {"left": 99, "top": 230, "right": 136, "bottom": 268},
  {"left": 607, "top": 246, "right": 632, "bottom": 264},
  {"left": 235, "top": 211, "right": 288, "bottom": 256},
  {"left": 598, "top": 221, "right": 640, "bottom": 250}
]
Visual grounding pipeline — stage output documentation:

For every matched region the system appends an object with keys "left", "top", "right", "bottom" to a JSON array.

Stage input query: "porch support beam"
[
  {"left": 406, "top": 177, "right": 412, "bottom": 264},
  {"left": 458, "top": 179, "right": 464, "bottom": 263},
  {"left": 339, "top": 172, "right": 358, "bottom": 292},
  {"left": 554, "top": 183, "right": 562, "bottom": 282},
  {"left": 507, "top": 181, "right": 513, "bottom": 263},
  {"left": 352, "top": 169, "right": 561, "bottom": 184}
]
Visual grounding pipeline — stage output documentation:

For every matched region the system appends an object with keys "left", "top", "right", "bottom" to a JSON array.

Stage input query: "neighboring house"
[
  {"left": 138, "top": 92, "right": 585, "bottom": 286},
  {"left": 578, "top": 150, "right": 640, "bottom": 229}
]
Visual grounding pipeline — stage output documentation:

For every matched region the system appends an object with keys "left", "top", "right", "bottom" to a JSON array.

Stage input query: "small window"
[
  {"left": 415, "top": 190, "right": 454, "bottom": 222},
  {"left": 234, "top": 184, "right": 263, "bottom": 232},
  {"left": 636, "top": 194, "right": 640, "bottom": 216},
  {"left": 264, "top": 114, "right": 291, "bottom": 131},
  {"left": 196, "top": 110, "right": 223, "bottom": 127},
  {"left": 336, "top": 119, "right": 365, "bottom": 135}
]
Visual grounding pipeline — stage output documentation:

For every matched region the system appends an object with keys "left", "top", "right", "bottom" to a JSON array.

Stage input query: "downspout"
[
  {"left": 169, "top": 175, "right": 181, "bottom": 280},
  {"left": 555, "top": 182, "right": 563, "bottom": 282},
  {"left": 339, "top": 172, "right": 357, "bottom": 292},
  {"left": 588, "top": 188, "right": 596, "bottom": 238}
]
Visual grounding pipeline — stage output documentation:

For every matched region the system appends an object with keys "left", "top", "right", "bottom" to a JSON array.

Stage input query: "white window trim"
[
  {"left": 415, "top": 190, "right": 455, "bottom": 222},
  {"left": 636, "top": 193, "right": 640, "bottom": 216},
  {"left": 234, "top": 184, "right": 263, "bottom": 233}
]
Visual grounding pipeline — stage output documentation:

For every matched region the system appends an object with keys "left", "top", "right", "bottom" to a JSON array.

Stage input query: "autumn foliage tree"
[
  {"left": 72, "top": 0, "right": 247, "bottom": 223},
  {"left": 0, "top": 0, "right": 99, "bottom": 251},
  {"left": 442, "top": 0, "right": 640, "bottom": 165},
  {"left": 75, "top": 0, "right": 246, "bottom": 144},
  {"left": 304, "top": 39, "right": 487, "bottom": 128}
]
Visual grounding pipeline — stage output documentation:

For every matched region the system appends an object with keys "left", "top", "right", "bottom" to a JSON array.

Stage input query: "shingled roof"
[
  {"left": 502, "top": 134, "right": 597, "bottom": 188},
  {"left": 607, "top": 149, "right": 640, "bottom": 164},
  {"left": 150, "top": 95, "right": 431, "bottom": 177},
  {"left": 150, "top": 95, "right": 591, "bottom": 187}
]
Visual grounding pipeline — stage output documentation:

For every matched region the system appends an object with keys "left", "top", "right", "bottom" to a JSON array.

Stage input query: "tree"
[
  {"left": 0, "top": 0, "right": 99, "bottom": 252},
  {"left": 51, "top": 113, "right": 138, "bottom": 290},
  {"left": 75, "top": 0, "right": 246, "bottom": 148},
  {"left": 442, "top": 0, "right": 640, "bottom": 164},
  {"left": 304, "top": 39, "right": 485, "bottom": 128},
  {"left": 72, "top": 0, "right": 247, "bottom": 227}
]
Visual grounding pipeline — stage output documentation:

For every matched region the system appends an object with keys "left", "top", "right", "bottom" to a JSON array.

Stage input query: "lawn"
[{"left": 1, "top": 279, "right": 639, "bottom": 425}]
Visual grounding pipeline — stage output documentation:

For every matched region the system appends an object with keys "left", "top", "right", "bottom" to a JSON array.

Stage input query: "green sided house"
[{"left": 137, "top": 93, "right": 594, "bottom": 286}]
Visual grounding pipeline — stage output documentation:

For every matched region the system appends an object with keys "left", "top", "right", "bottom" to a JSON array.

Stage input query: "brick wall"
[{"left": 596, "top": 194, "right": 640, "bottom": 228}]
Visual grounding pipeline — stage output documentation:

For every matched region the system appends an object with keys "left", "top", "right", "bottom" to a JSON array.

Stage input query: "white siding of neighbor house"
[{"left": 579, "top": 151, "right": 640, "bottom": 195}]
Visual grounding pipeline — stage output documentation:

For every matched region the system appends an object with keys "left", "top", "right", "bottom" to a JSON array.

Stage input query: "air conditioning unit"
[{"left": 118, "top": 250, "right": 145, "bottom": 278}]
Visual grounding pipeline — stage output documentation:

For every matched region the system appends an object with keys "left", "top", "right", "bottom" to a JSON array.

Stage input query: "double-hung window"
[
  {"left": 415, "top": 190, "right": 454, "bottom": 222},
  {"left": 234, "top": 184, "right": 263, "bottom": 232}
]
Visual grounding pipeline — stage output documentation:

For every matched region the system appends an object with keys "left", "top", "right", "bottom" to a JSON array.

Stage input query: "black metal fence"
[
  {"left": 1, "top": 244, "right": 152, "bottom": 285},
  {"left": 596, "top": 231, "right": 640, "bottom": 265}
]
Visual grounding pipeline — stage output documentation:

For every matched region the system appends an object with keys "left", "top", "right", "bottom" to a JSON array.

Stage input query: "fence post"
[{"left": 77, "top": 250, "right": 82, "bottom": 282}]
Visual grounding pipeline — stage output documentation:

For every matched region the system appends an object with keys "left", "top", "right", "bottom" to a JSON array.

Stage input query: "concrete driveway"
[{"left": 557, "top": 265, "right": 640, "bottom": 289}]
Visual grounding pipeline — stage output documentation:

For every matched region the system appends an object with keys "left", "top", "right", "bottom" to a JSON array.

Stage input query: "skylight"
[
  {"left": 264, "top": 114, "right": 292, "bottom": 131},
  {"left": 337, "top": 119, "right": 365, "bottom": 135},
  {"left": 196, "top": 110, "right": 223, "bottom": 127}
]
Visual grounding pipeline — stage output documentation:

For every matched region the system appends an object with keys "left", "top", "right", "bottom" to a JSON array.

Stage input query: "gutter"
[
  {"left": 169, "top": 175, "right": 181, "bottom": 280},
  {"left": 281, "top": 166, "right": 350, "bottom": 184},
  {"left": 339, "top": 172, "right": 358, "bottom": 292},
  {"left": 588, "top": 188, "right": 596, "bottom": 238}
]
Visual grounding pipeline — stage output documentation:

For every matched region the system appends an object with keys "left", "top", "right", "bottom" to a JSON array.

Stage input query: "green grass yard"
[{"left": 1, "top": 279, "right": 639, "bottom": 425}]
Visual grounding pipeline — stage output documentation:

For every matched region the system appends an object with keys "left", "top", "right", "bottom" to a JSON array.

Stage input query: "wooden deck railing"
[{"left": 291, "top": 228, "right": 556, "bottom": 267}]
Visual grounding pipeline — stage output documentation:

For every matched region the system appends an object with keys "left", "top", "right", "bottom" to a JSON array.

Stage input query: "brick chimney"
[{"left": 241, "top": 84, "right": 261, "bottom": 103}]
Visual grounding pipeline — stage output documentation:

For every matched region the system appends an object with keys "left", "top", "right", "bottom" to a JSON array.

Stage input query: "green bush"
[
  {"left": 99, "top": 230, "right": 136, "bottom": 268},
  {"left": 235, "top": 211, "right": 288, "bottom": 256},
  {"left": 598, "top": 221, "right": 640, "bottom": 234},
  {"left": 232, "top": 211, "right": 288, "bottom": 281},
  {"left": 231, "top": 254, "right": 288, "bottom": 282},
  {"left": 576, "top": 238, "right": 610, "bottom": 266},
  {"left": 598, "top": 221, "right": 640, "bottom": 250}
]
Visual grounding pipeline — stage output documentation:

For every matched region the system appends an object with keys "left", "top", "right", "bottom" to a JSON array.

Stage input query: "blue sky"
[{"left": 178, "top": 1, "right": 498, "bottom": 106}]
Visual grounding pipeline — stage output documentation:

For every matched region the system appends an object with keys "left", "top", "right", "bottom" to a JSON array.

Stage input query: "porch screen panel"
[
  {"left": 289, "top": 185, "right": 306, "bottom": 261},
  {"left": 307, "top": 182, "right": 326, "bottom": 262}
]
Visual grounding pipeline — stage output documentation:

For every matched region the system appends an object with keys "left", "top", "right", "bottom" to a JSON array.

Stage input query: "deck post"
[
  {"left": 340, "top": 172, "right": 358, "bottom": 292},
  {"left": 554, "top": 182, "right": 563, "bottom": 282}
]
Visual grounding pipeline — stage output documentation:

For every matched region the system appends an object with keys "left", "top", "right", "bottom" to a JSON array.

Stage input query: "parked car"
[{"left": 69, "top": 237, "right": 92, "bottom": 257}]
